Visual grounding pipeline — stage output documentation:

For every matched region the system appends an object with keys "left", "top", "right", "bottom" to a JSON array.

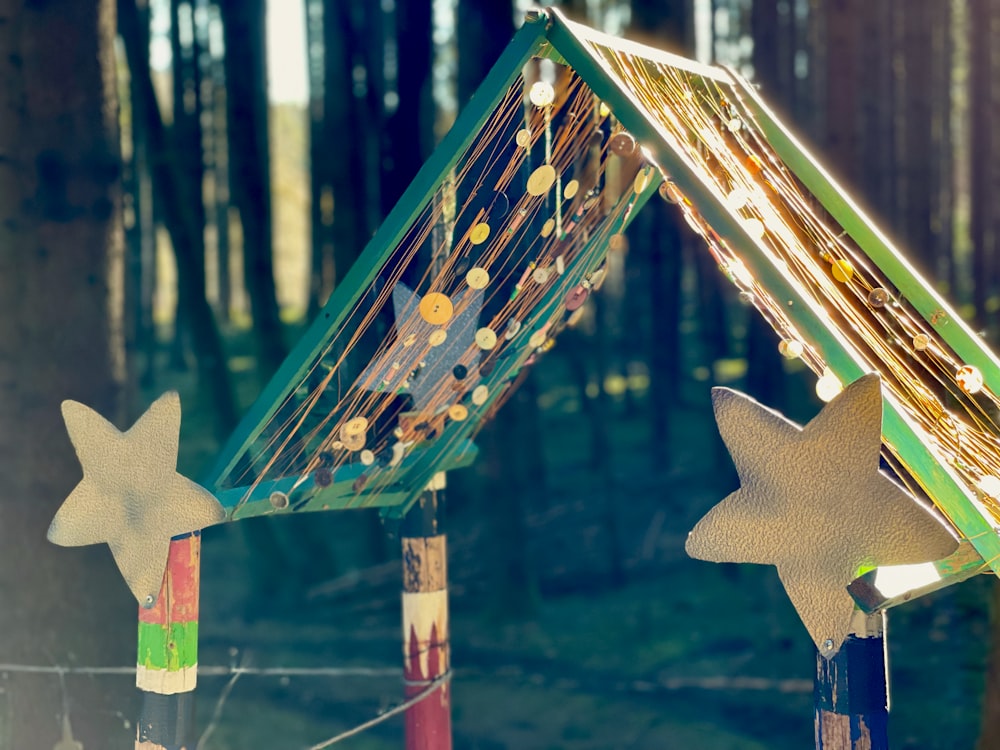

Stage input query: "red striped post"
[
  {"left": 135, "top": 532, "right": 201, "bottom": 750},
  {"left": 815, "top": 610, "right": 888, "bottom": 750},
  {"left": 401, "top": 473, "right": 451, "bottom": 750}
]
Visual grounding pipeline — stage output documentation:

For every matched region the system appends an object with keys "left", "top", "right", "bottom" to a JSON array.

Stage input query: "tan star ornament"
[
  {"left": 686, "top": 373, "right": 958, "bottom": 656},
  {"left": 47, "top": 392, "right": 225, "bottom": 608}
]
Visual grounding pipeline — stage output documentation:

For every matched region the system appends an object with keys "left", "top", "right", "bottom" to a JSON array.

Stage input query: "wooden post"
[
  {"left": 815, "top": 609, "right": 888, "bottom": 750},
  {"left": 135, "top": 533, "right": 201, "bottom": 749},
  {"left": 400, "top": 473, "right": 451, "bottom": 750}
]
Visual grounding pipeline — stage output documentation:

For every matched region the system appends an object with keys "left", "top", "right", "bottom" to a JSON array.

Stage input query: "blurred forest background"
[{"left": 4, "top": 0, "right": 1000, "bottom": 748}]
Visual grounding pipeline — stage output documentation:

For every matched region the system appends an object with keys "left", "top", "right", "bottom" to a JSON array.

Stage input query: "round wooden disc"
[
  {"left": 475, "top": 327, "right": 498, "bottom": 350},
  {"left": 610, "top": 132, "right": 637, "bottom": 156},
  {"left": 471, "top": 385, "right": 489, "bottom": 406},
  {"left": 342, "top": 417, "right": 369, "bottom": 436},
  {"left": 563, "top": 179, "right": 580, "bottom": 199},
  {"left": 633, "top": 166, "right": 653, "bottom": 194},
  {"left": 529, "top": 81, "right": 555, "bottom": 107},
  {"left": 515, "top": 128, "right": 531, "bottom": 148},
  {"left": 541, "top": 218, "right": 555, "bottom": 238},
  {"left": 565, "top": 285, "right": 589, "bottom": 311},
  {"left": 527, "top": 165, "right": 557, "bottom": 197},
  {"left": 528, "top": 330, "right": 548, "bottom": 349},
  {"left": 469, "top": 222, "right": 490, "bottom": 245},
  {"left": 341, "top": 430, "right": 366, "bottom": 452},
  {"left": 532, "top": 266, "right": 552, "bottom": 284},
  {"left": 419, "top": 292, "right": 454, "bottom": 324},
  {"left": 448, "top": 404, "right": 469, "bottom": 421},
  {"left": 466, "top": 267, "right": 490, "bottom": 289}
]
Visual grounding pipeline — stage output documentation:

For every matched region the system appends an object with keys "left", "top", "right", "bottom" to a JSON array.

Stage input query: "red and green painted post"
[
  {"left": 400, "top": 472, "right": 451, "bottom": 750},
  {"left": 814, "top": 610, "right": 888, "bottom": 750},
  {"left": 135, "top": 533, "right": 201, "bottom": 749}
]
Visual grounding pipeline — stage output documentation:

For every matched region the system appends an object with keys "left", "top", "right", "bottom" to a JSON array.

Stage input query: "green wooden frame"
[
  {"left": 541, "top": 9, "right": 1000, "bottom": 582},
  {"left": 205, "top": 9, "right": 659, "bottom": 523},
  {"left": 205, "top": 8, "right": 1000, "bottom": 595},
  {"left": 204, "top": 14, "right": 551, "bottom": 493}
]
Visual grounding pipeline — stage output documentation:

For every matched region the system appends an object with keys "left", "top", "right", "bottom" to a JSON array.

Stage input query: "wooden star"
[
  {"left": 47, "top": 392, "right": 225, "bottom": 607},
  {"left": 355, "top": 282, "right": 485, "bottom": 410},
  {"left": 686, "top": 373, "right": 957, "bottom": 655}
]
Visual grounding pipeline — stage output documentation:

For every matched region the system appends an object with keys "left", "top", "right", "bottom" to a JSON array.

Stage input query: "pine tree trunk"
[
  {"left": 209, "top": 2, "right": 233, "bottom": 322},
  {"left": 930, "top": 0, "right": 954, "bottom": 289},
  {"left": 899, "top": 0, "right": 935, "bottom": 273},
  {"left": 630, "top": 0, "right": 689, "bottom": 457},
  {"left": 381, "top": 0, "right": 433, "bottom": 214},
  {"left": 969, "top": 0, "right": 991, "bottom": 327},
  {"left": 324, "top": 0, "right": 376, "bottom": 292},
  {"left": 119, "top": 0, "right": 238, "bottom": 435},
  {"left": 168, "top": 0, "right": 207, "bottom": 371},
  {"left": 0, "top": 1, "right": 135, "bottom": 746},
  {"left": 858, "top": 0, "right": 896, "bottom": 223},
  {"left": 746, "top": 0, "right": 787, "bottom": 406},
  {"left": 456, "top": 0, "right": 515, "bottom": 105},
  {"left": 821, "top": 0, "right": 862, "bottom": 189},
  {"left": 306, "top": 0, "right": 332, "bottom": 316},
  {"left": 220, "top": 0, "right": 286, "bottom": 376}
]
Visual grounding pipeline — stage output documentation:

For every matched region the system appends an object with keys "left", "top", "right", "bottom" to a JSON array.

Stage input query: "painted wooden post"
[
  {"left": 135, "top": 533, "right": 201, "bottom": 750},
  {"left": 401, "top": 472, "right": 451, "bottom": 750},
  {"left": 815, "top": 609, "right": 888, "bottom": 750}
]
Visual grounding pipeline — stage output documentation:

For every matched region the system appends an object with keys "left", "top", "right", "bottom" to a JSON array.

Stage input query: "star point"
[
  {"left": 48, "top": 392, "right": 225, "bottom": 607},
  {"left": 687, "top": 373, "right": 958, "bottom": 654},
  {"left": 354, "top": 282, "right": 485, "bottom": 411}
]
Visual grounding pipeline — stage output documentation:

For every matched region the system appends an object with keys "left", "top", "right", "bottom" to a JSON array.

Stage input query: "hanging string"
[
  {"left": 579, "top": 35, "right": 1000, "bottom": 531},
  {"left": 218, "top": 67, "right": 646, "bottom": 515}
]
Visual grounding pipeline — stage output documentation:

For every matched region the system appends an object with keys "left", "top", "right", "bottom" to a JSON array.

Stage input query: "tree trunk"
[
  {"left": 0, "top": 1, "right": 135, "bottom": 746},
  {"left": 630, "top": 0, "right": 689, "bottom": 467},
  {"left": 220, "top": 0, "right": 286, "bottom": 376},
  {"left": 456, "top": 0, "right": 514, "bottom": 106},
  {"left": 745, "top": 0, "right": 787, "bottom": 407},
  {"left": 820, "top": 0, "right": 862, "bottom": 190},
  {"left": 119, "top": 0, "right": 239, "bottom": 436},
  {"left": 630, "top": 0, "right": 690, "bottom": 49},
  {"left": 898, "top": 0, "right": 935, "bottom": 274},
  {"left": 381, "top": 0, "right": 433, "bottom": 214},
  {"left": 969, "top": 0, "right": 992, "bottom": 328},
  {"left": 481, "top": 380, "right": 541, "bottom": 619},
  {"left": 751, "top": 0, "right": 780, "bottom": 96},
  {"left": 325, "top": 0, "right": 378, "bottom": 293},
  {"left": 858, "top": 0, "right": 897, "bottom": 223},
  {"left": 209, "top": 2, "right": 233, "bottom": 322},
  {"left": 929, "top": 0, "right": 954, "bottom": 292},
  {"left": 168, "top": 0, "right": 207, "bottom": 371},
  {"left": 306, "top": 0, "right": 332, "bottom": 316}
]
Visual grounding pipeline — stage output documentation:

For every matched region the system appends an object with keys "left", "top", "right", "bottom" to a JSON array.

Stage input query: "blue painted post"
[{"left": 814, "top": 610, "right": 889, "bottom": 749}]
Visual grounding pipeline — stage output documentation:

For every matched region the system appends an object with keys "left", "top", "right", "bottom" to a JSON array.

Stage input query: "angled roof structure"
[{"left": 205, "top": 9, "right": 1000, "bottom": 590}]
